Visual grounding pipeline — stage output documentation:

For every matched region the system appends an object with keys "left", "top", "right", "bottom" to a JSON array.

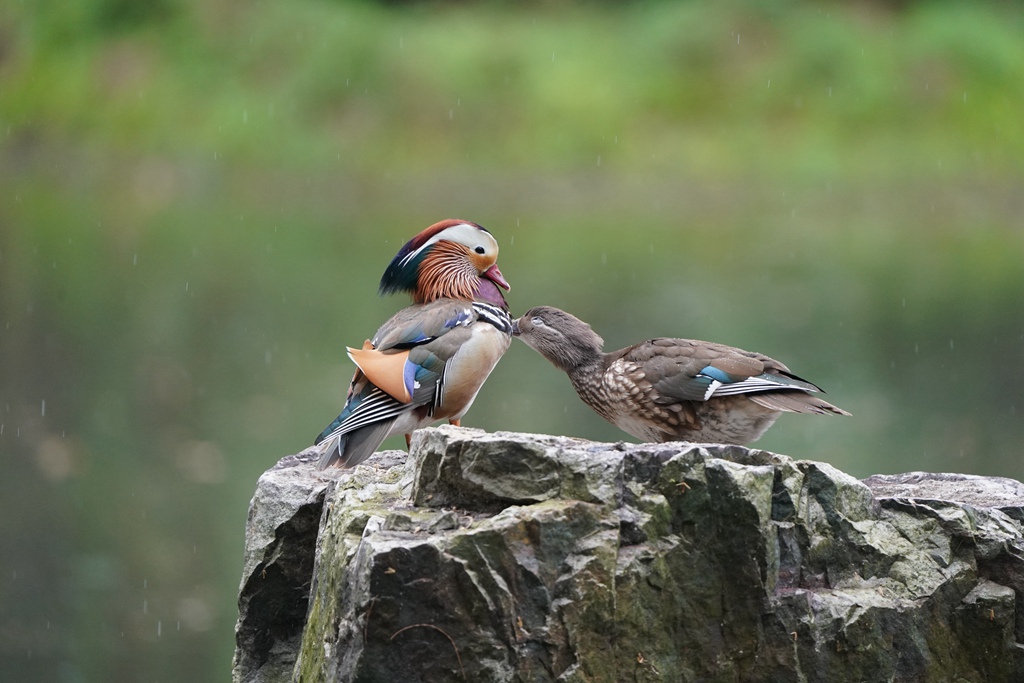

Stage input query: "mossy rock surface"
[{"left": 233, "top": 427, "right": 1024, "bottom": 683}]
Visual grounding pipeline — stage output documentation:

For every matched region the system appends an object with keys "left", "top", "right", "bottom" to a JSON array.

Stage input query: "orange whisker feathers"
[{"left": 415, "top": 242, "right": 478, "bottom": 303}]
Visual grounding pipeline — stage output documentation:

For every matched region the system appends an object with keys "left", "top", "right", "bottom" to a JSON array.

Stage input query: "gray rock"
[{"left": 233, "top": 427, "right": 1024, "bottom": 683}]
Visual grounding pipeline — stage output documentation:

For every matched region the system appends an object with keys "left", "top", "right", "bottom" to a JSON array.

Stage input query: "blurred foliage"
[
  {"left": 4, "top": 0, "right": 1023, "bottom": 175},
  {"left": 1, "top": 0, "right": 1023, "bottom": 681}
]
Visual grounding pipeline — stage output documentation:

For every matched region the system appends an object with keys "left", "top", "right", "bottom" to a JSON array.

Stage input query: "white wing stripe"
[
  {"left": 323, "top": 389, "right": 408, "bottom": 439},
  {"left": 702, "top": 379, "right": 723, "bottom": 401},
  {"left": 708, "top": 376, "right": 817, "bottom": 397}
]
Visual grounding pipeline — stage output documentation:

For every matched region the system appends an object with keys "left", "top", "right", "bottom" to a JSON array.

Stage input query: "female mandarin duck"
[
  {"left": 314, "top": 219, "right": 513, "bottom": 469},
  {"left": 513, "top": 306, "right": 849, "bottom": 445}
]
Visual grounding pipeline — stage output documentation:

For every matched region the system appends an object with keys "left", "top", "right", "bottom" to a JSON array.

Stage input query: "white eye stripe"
[{"left": 401, "top": 224, "right": 497, "bottom": 266}]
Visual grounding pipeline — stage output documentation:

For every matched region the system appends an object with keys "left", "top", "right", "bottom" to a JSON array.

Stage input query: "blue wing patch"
[
  {"left": 698, "top": 366, "right": 737, "bottom": 384},
  {"left": 403, "top": 357, "right": 418, "bottom": 399}
]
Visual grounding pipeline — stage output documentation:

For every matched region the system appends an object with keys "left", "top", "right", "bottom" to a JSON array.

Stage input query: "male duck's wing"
[{"left": 314, "top": 301, "right": 479, "bottom": 468}]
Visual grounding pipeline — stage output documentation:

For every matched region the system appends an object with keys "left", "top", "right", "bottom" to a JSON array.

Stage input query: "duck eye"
[
  {"left": 474, "top": 246, "right": 486, "bottom": 255},
  {"left": 531, "top": 317, "right": 545, "bottom": 327}
]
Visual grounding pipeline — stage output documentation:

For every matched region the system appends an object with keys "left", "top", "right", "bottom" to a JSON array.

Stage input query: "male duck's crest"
[{"left": 379, "top": 219, "right": 510, "bottom": 308}]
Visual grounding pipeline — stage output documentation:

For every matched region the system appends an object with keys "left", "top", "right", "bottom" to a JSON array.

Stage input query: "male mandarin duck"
[
  {"left": 314, "top": 219, "right": 513, "bottom": 469},
  {"left": 513, "top": 306, "right": 849, "bottom": 445}
]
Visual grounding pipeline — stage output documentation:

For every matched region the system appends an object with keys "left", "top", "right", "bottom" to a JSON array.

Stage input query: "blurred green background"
[{"left": 2, "top": 0, "right": 1023, "bottom": 679}]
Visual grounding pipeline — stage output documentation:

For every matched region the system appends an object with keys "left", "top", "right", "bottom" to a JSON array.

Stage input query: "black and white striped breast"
[{"left": 472, "top": 301, "right": 514, "bottom": 335}]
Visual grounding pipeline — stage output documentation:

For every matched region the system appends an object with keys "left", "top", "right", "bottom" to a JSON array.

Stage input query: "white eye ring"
[{"left": 531, "top": 317, "right": 545, "bottom": 327}]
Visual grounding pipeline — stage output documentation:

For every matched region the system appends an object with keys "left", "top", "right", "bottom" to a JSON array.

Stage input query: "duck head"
[
  {"left": 379, "top": 219, "right": 510, "bottom": 308},
  {"left": 513, "top": 306, "right": 605, "bottom": 372}
]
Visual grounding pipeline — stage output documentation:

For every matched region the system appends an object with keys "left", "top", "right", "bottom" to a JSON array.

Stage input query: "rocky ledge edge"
[{"left": 233, "top": 425, "right": 1024, "bottom": 683}]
